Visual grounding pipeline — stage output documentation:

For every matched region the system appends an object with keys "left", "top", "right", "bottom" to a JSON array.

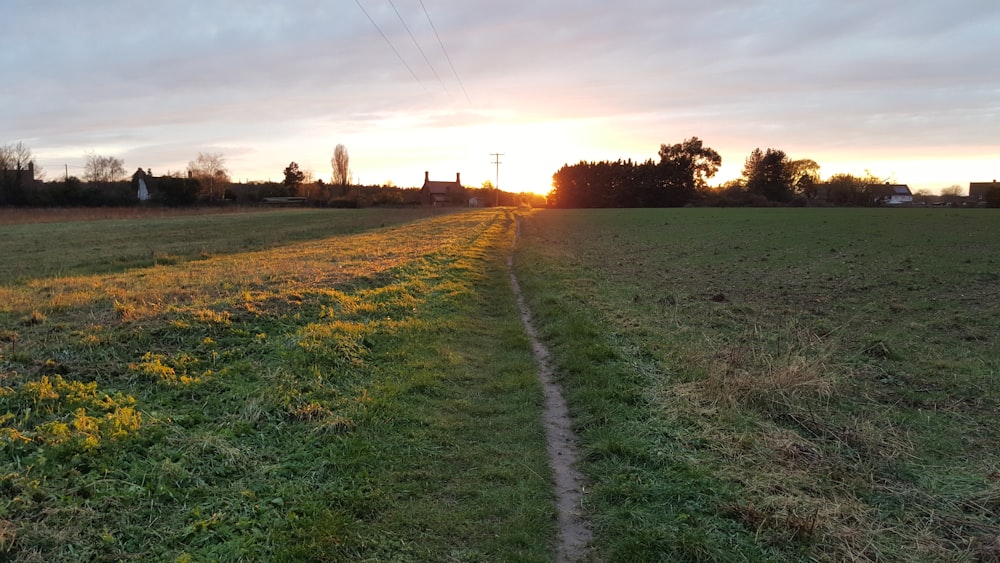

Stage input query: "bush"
[
  {"left": 329, "top": 198, "right": 358, "bottom": 208},
  {"left": 372, "top": 189, "right": 404, "bottom": 206},
  {"left": 25, "top": 179, "right": 136, "bottom": 207},
  {"left": 156, "top": 177, "right": 201, "bottom": 206}
]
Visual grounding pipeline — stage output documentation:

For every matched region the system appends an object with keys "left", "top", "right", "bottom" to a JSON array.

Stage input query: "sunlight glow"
[
  {"left": 220, "top": 113, "right": 635, "bottom": 195},
  {"left": 80, "top": 108, "right": 995, "bottom": 198}
]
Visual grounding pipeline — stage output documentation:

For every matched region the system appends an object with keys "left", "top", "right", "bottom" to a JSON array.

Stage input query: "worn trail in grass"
[
  {"left": 509, "top": 217, "right": 593, "bottom": 562},
  {"left": 1, "top": 209, "right": 555, "bottom": 561}
]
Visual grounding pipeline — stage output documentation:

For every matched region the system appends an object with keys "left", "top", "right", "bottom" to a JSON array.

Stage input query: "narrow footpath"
[{"left": 508, "top": 217, "right": 594, "bottom": 562}]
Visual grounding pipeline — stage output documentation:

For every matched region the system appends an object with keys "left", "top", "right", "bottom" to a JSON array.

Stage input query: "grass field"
[
  {"left": 0, "top": 207, "right": 454, "bottom": 282},
  {"left": 1, "top": 208, "right": 553, "bottom": 561},
  {"left": 514, "top": 208, "right": 1000, "bottom": 561},
  {"left": 3, "top": 206, "right": 999, "bottom": 561}
]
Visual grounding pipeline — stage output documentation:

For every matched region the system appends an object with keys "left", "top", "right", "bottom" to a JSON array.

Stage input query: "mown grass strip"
[{"left": 1, "top": 209, "right": 554, "bottom": 561}]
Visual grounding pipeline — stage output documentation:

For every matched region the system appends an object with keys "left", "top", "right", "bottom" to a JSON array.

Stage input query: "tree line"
[
  {"left": 0, "top": 144, "right": 234, "bottom": 207},
  {"left": 548, "top": 138, "right": 721, "bottom": 208},
  {"left": 0, "top": 141, "right": 542, "bottom": 208},
  {"left": 0, "top": 142, "right": 346, "bottom": 207},
  {"left": 549, "top": 138, "right": 999, "bottom": 208}
]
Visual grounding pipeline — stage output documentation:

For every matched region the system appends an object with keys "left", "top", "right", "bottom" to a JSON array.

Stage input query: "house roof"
[
  {"left": 423, "top": 181, "right": 458, "bottom": 194},
  {"left": 422, "top": 171, "right": 462, "bottom": 193},
  {"left": 868, "top": 183, "right": 912, "bottom": 197}
]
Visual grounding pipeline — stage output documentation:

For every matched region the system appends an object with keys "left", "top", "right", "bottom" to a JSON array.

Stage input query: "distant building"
[
  {"left": 421, "top": 171, "right": 463, "bottom": 206},
  {"left": 969, "top": 180, "right": 999, "bottom": 202},
  {"left": 132, "top": 168, "right": 152, "bottom": 201},
  {"left": 868, "top": 183, "right": 913, "bottom": 206},
  {"left": 0, "top": 161, "right": 40, "bottom": 204},
  {"left": 0, "top": 161, "right": 39, "bottom": 189}
]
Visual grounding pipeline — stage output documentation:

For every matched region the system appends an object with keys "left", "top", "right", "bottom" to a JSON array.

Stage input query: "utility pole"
[{"left": 490, "top": 152, "right": 504, "bottom": 207}]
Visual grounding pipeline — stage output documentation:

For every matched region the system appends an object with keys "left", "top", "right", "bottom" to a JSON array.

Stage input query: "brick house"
[{"left": 421, "top": 171, "right": 464, "bottom": 206}]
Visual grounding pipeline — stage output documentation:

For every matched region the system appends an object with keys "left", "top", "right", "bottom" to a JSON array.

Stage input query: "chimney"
[
  {"left": 424, "top": 171, "right": 429, "bottom": 184},
  {"left": 456, "top": 172, "right": 461, "bottom": 185}
]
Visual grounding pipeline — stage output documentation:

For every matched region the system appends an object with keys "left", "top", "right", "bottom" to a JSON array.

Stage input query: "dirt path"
[{"left": 508, "top": 217, "right": 594, "bottom": 562}]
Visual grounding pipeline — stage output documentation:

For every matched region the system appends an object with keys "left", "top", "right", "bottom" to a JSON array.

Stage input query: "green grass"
[
  {"left": 0, "top": 207, "right": 453, "bottom": 283},
  {"left": 1, "top": 209, "right": 553, "bottom": 561},
  {"left": 514, "top": 208, "right": 1000, "bottom": 561},
  {"left": 6, "top": 205, "right": 999, "bottom": 560}
]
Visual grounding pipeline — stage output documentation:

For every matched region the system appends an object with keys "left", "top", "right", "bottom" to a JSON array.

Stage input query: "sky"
[{"left": 2, "top": 0, "right": 998, "bottom": 195}]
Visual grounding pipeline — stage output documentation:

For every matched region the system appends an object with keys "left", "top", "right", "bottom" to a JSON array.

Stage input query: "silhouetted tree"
[
  {"left": 0, "top": 142, "right": 35, "bottom": 173},
  {"left": 83, "top": 152, "right": 127, "bottom": 183},
  {"left": 824, "top": 173, "right": 869, "bottom": 206},
  {"left": 744, "top": 148, "right": 794, "bottom": 202},
  {"left": 46, "top": 176, "right": 85, "bottom": 206},
  {"left": 788, "top": 159, "right": 820, "bottom": 198},
  {"left": 331, "top": 144, "right": 350, "bottom": 187},
  {"left": 656, "top": 137, "right": 721, "bottom": 206},
  {"left": 157, "top": 176, "right": 202, "bottom": 206},
  {"left": 940, "top": 185, "right": 964, "bottom": 197},
  {"left": 283, "top": 161, "right": 305, "bottom": 194},
  {"left": 550, "top": 160, "right": 627, "bottom": 208},
  {"left": 187, "top": 152, "right": 230, "bottom": 201},
  {"left": 549, "top": 139, "right": 722, "bottom": 208},
  {"left": 937, "top": 184, "right": 965, "bottom": 207}
]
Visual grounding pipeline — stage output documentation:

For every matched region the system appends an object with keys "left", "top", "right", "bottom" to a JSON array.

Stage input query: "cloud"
[{"left": 2, "top": 0, "right": 998, "bottom": 193}]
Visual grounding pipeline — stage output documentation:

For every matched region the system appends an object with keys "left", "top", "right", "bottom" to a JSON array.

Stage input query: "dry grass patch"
[
  {"left": 657, "top": 321, "right": 921, "bottom": 559},
  {"left": 698, "top": 323, "right": 835, "bottom": 410}
]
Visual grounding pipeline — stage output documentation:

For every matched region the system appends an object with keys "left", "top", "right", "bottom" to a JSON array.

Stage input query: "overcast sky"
[{"left": 2, "top": 0, "right": 998, "bottom": 194}]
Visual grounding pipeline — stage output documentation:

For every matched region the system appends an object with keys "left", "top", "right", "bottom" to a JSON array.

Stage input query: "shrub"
[{"left": 156, "top": 177, "right": 201, "bottom": 206}]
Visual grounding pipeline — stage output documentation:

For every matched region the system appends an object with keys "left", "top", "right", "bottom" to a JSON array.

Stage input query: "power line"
[
  {"left": 353, "top": 0, "right": 427, "bottom": 91},
  {"left": 387, "top": 0, "right": 448, "bottom": 95},
  {"left": 417, "top": 0, "right": 471, "bottom": 102}
]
